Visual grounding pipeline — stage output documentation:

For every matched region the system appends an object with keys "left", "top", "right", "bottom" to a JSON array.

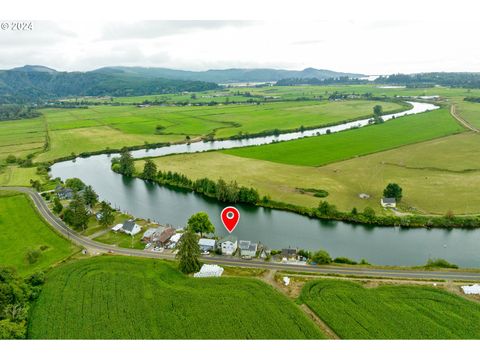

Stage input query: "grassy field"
[
  {"left": 144, "top": 131, "right": 480, "bottom": 214},
  {"left": 223, "top": 108, "right": 464, "bottom": 166},
  {"left": 299, "top": 279, "right": 480, "bottom": 339},
  {"left": 0, "top": 98, "right": 405, "bottom": 163},
  {"left": 0, "top": 191, "right": 78, "bottom": 275},
  {"left": 456, "top": 100, "right": 480, "bottom": 129},
  {"left": 0, "top": 166, "right": 43, "bottom": 186},
  {"left": 28, "top": 256, "right": 325, "bottom": 339}
]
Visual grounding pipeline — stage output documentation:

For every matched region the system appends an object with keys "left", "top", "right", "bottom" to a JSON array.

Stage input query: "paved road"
[{"left": 3, "top": 186, "right": 480, "bottom": 281}]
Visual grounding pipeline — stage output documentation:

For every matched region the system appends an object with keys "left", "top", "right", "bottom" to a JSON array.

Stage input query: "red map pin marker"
[{"left": 221, "top": 206, "right": 240, "bottom": 233}]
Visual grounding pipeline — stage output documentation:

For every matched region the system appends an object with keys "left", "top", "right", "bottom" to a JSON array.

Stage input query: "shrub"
[
  {"left": 333, "top": 257, "right": 358, "bottom": 265},
  {"left": 311, "top": 250, "right": 332, "bottom": 265},
  {"left": 26, "top": 249, "right": 41, "bottom": 264},
  {"left": 425, "top": 258, "right": 458, "bottom": 269}
]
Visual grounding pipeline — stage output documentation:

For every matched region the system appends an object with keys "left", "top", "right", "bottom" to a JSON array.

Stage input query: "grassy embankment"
[
  {"left": 0, "top": 191, "right": 79, "bottom": 275},
  {"left": 299, "top": 279, "right": 480, "bottom": 339},
  {"left": 28, "top": 256, "right": 325, "bottom": 339}
]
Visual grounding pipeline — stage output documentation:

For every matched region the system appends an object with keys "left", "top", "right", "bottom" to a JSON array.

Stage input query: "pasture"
[
  {"left": 456, "top": 100, "right": 480, "bottom": 129},
  {"left": 0, "top": 166, "right": 42, "bottom": 186},
  {"left": 28, "top": 256, "right": 325, "bottom": 339},
  {"left": 299, "top": 279, "right": 480, "bottom": 339},
  {"left": 145, "top": 132, "right": 480, "bottom": 214},
  {"left": 0, "top": 191, "right": 78, "bottom": 275},
  {"left": 223, "top": 108, "right": 464, "bottom": 166},
  {"left": 1, "top": 98, "right": 406, "bottom": 163}
]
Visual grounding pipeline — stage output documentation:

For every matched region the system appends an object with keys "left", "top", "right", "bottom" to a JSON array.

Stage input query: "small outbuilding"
[
  {"left": 461, "top": 284, "right": 480, "bottom": 295},
  {"left": 381, "top": 197, "right": 396, "bottom": 208}
]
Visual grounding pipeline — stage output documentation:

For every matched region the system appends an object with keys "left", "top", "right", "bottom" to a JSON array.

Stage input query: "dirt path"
[
  {"left": 300, "top": 304, "right": 340, "bottom": 339},
  {"left": 260, "top": 270, "right": 340, "bottom": 339},
  {"left": 451, "top": 104, "right": 479, "bottom": 132}
]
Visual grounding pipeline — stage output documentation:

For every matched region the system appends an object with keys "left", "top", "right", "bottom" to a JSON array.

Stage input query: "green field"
[
  {"left": 145, "top": 131, "right": 480, "bottom": 214},
  {"left": 300, "top": 279, "right": 480, "bottom": 339},
  {"left": 456, "top": 100, "right": 480, "bottom": 129},
  {"left": 0, "top": 191, "right": 78, "bottom": 274},
  {"left": 28, "top": 256, "right": 325, "bottom": 339},
  {"left": 0, "top": 98, "right": 406, "bottom": 163},
  {"left": 0, "top": 166, "right": 43, "bottom": 186},
  {"left": 224, "top": 108, "right": 464, "bottom": 166}
]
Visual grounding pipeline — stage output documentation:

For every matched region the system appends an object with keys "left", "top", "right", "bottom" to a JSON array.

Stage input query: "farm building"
[
  {"left": 122, "top": 219, "right": 141, "bottom": 236},
  {"left": 461, "top": 284, "right": 480, "bottom": 295},
  {"left": 198, "top": 238, "right": 216, "bottom": 252},
  {"left": 193, "top": 264, "right": 224, "bottom": 278},
  {"left": 239, "top": 240, "right": 258, "bottom": 257},
  {"left": 381, "top": 197, "right": 396, "bottom": 208},
  {"left": 219, "top": 238, "right": 238, "bottom": 255}
]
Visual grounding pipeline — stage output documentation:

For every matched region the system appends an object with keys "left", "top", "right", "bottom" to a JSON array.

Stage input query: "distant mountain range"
[
  {"left": 92, "top": 66, "right": 365, "bottom": 83},
  {"left": 0, "top": 65, "right": 364, "bottom": 104}
]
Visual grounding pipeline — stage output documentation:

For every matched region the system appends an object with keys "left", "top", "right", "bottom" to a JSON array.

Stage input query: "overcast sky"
[{"left": 0, "top": 19, "right": 479, "bottom": 74}]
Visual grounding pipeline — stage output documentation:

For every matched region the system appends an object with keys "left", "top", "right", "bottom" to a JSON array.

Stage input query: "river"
[{"left": 50, "top": 101, "right": 480, "bottom": 267}]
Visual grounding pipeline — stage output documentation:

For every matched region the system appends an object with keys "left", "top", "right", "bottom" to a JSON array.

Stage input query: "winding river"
[{"left": 50, "top": 102, "right": 480, "bottom": 267}]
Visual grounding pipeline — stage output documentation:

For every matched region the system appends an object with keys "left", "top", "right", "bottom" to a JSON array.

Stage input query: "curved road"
[{"left": 3, "top": 186, "right": 480, "bottom": 281}]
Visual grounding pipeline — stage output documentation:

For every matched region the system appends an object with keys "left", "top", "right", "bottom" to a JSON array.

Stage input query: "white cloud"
[{"left": 0, "top": 19, "right": 478, "bottom": 74}]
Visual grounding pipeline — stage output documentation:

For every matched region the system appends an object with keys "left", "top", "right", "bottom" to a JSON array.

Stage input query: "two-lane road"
[{"left": 3, "top": 186, "right": 480, "bottom": 281}]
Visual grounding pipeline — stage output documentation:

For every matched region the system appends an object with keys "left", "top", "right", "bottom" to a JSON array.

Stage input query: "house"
[
  {"left": 381, "top": 197, "right": 396, "bottom": 208},
  {"left": 167, "top": 233, "right": 182, "bottom": 249},
  {"left": 55, "top": 185, "right": 74, "bottom": 200},
  {"left": 194, "top": 264, "right": 224, "bottom": 278},
  {"left": 239, "top": 240, "right": 258, "bottom": 257},
  {"left": 198, "top": 238, "right": 216, "bottom": 252},
  {"left": 121, "top": 219, "right": 141, "bottom": 236},
  {"left": 155, "top": 227, "right": 176, "bottom": 247},
  {"left": 142, "top": 226, "right": 165, "bottom": 242},
  {"left": 281, "top": 248, "right": 298, "bottom": 260},
  {"left": 219, "top": 239, "right": 238, "bottom": 255}
]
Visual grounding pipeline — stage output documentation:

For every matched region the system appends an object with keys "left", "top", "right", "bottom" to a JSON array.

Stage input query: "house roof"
[
  {"left": 122, "top": 219, "right": 136, "bottom": 232},
  {"left": 143, "top": 228, "right": 159, "bottom": 238},
  {"left": 238, "top": 240, "right": 251, "bottom": 250},
  {"left": 282, "top": 248, "right": 297, "bottom": 256},
  {"left": 169, "top": 233, "right": 182, "bottom": 243},
  {"left": 382, "top": 197, "right": 396, "bottom": 204}
]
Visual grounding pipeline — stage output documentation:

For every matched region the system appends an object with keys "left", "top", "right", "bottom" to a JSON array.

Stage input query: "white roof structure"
[
  {"left": 461, "top": 284, "right": 480, "bottom": 295},
  {"left": 198, "top": 238, "right": 216, "bottom": 247},
  {"left": 194, "top": 264, "right": 224, "bottom": 278},
  {"left": 112, "top": 224, "right": 123, "bottom": 231},
  {"left": 169, "top": 233, "right": 182, "bottom": 243}
]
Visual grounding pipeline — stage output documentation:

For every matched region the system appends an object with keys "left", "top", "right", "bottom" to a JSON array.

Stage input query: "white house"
[
  {"left": 121, "top": 219, "right": 141, "bottom": 236},
  {"left": 381, "top": 197, "right": 396, "bottom": 208},
  {"left": 194, "top": 264, "right": 224, "bottom": 278},
  {"left": 198, "top": 238, "right": 216, "bottom": 252},
  {"left": 239, "top": 240, "right": 258, "bottom": 257},
  {"left": 220, "top": 239, "right": 238, "bottom": 255}
]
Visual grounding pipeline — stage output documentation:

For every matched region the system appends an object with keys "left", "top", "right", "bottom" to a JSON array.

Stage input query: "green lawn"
[
  {"left": 0, "top": 166, "right": 43, "bottom": 186},
  {"left": 300, "top": 279, "right": 480, "bottom": 339},
  {"left": 456, "top": 100, "right": 480, "bottom": 129},
  {"left": 28, "top": 256, "right": 325, "bottom": 339},
  {"left": 0, "top": 191, "right": 78, "bottom": 275},
  {"left": 224, "top": 108, "right": 464, "bottom": 166}
]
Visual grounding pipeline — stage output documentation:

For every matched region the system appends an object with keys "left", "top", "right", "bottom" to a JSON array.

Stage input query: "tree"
[
  {"left": 52, "top": 197, "right": 63, "bottom": 214},
  {"left": 383, "top": 183, "right": 403, "bottom": 201},
  {"left": 64, "top": 194, "right": 89, "bottom": 230},
  {"left": 142, "top": 159, "right": 157, "bottom": 180},
  {"left": 187, "top": 212, "right": 215, "bottom": 237},
  {"left": 363, "top": 207, "right": 376, "bottom": 220},
  {"left": 65, "top": 177, "right": 86, "bottom": 192},
  {"left": 318, "top": 201, "right": 337, "bottom": 217},
  {"left": 83, "top": 185, "right": 98, "bottom": 207},
  {"left": 373, "top": 104, "right": 383, "bottom": 117},
  {"left": 98, "top": 201, "right": 115, "bottom": 226},
  {"left": 119, "top": 148, "right": 135, "bottom": 176},
  {"left": 311, "top": 250, "right": 332, "bottom": 264},
  {"left": 176, "top": 230, "right": 201, "bottom": 274}
]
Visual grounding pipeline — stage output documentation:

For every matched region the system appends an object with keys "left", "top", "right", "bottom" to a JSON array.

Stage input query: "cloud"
[{"left": 99, "top": 20, "right": 258, "bottom": 41}]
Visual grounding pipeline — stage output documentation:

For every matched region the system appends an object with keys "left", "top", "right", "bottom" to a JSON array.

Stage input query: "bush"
[
  {"left": 333, "top": 257, "right": 358, "bottom": 265},
  {"left": 26, "top": 249, "right": 41, "bottom": 264},
  {"left": 311, "top": 250, "right": 332, "bottom": 265},
  {"left": 5, "top": 155, "right": 16, "bottom": 164},
  {"left": 425, "top": 258, "right": 458, "bottom": 269}
]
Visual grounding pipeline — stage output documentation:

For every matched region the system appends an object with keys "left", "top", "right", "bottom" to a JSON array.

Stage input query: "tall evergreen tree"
[
  {"left": 119, "top": 149, "right": 135, "bottom": 176},
  {"left": 142, "top": 159, "right": 157, "bottom": 180},
  {"left": 176, "top": 230, "right": 201, "bottom": 274},
  {"left": 98, "top": 201, "right": 115, "bottom": 227}
]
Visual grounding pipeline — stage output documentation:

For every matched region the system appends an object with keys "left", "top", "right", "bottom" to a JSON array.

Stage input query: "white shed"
[
  {"left": 461, "top": 284, "right": 480, "bottom": 295},
  {"left": 194, "top": 264, "right": 224, "bottom": 278}
]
